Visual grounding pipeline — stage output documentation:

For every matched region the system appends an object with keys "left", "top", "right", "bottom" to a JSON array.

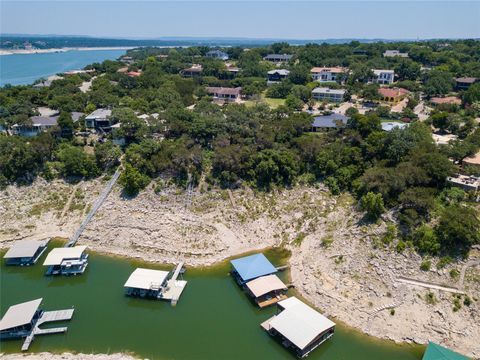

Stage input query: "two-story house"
[
  {"left": 372, "top": 69, "right": 395, "bottom": 84},
  {"left": 310, "top": 67, "right": 346, "bottom": 83}
]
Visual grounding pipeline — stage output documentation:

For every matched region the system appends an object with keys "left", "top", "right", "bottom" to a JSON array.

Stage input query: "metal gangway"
[{"left": 66, "top": 167, "right": 122, "bottom": 247}]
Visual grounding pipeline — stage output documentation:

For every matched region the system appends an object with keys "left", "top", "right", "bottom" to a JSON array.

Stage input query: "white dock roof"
[
  {"left": 124, "top": 268, "right": 169, "bottom": 290},
  {"left": 269, "top": 297, "right": 335, "bottom": 351},
  {"left": 0, "top": 298, "right": 42, "bottom": 331},
  {"left": 4, "top": 239, "right": 49, "bottom": 259},
  {"left": 245, "top": 274, "right": 287, "bottom": 298},
  {"left": 43, "top": 246, "right": 87, "bottom": 266}
]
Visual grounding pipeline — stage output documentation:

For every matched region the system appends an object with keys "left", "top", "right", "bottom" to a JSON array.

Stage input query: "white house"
[
  {"left": 85, "top": 109, "right": 113, "bottom": 129},
  {"left": 383, "top": 50, "right": 409, "bottom": 58},
  {"left": 312, "top": 87, "right": 346, "bottom": 102},
  {"left": 372, "top": 69, "right": 395, "bottom": 84},
  {"left": 310, "top": 67, "right": 346, "bottom": 82}
]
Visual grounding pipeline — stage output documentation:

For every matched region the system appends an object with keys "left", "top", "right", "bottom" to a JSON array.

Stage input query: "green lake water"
[{"left": 1, "top": 246, "right": 424, "bottom": 359}]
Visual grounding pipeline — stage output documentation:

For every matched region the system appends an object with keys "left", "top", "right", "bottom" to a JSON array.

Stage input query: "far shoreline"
[{"left": 0, "top": 47, "right": 135, "bottom": 56}]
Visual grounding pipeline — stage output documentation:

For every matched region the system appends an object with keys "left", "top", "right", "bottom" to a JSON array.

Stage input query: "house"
[
  {"left": 43, "top": 246, "right": 88, "bottom": 276},
  {"left": 225, "top": 63, "right": 240, "bottom": 77},
  {"left": 263, "top": 54, "right": 293, "bottom": 63},
  {"left": 33, "top": 75, "right": 63, "bottom": 88},
  {"left": 430, "top": 96, "right": 462, "bottom": 106},
  {"left": 381, "top": 122, "right": 408, "bottom": 132},
  {"left": 3, "top": 239, "right": 49, "bottom": 266},
  {"left": 312, "top": 87, "right": 346, "bottom": 102},
  {"left": 455, "top": 77, "right": 478, "bottom": 91},
  {"left": 462, "top": 150, "right": 480, "bottom": 169},
  {"left": 310, "top": 67, "right": 346, "bottom": 83},
  {"left": 421, "top": 341, "right": 469, "bottom": 360},
  {"left": 85, "top": 109, "right": 113, "bottom": 129},
  {"left": 312, "top": 113, "right": 349, "bottom": 130},
  {"left": 206, "top": 50, "right": 229, "bottom": 60},
  {"left": 71, "top": 112, "right": 85, "bottom": 123},
  {"left": 0, "top": 298, "right": 74, "bottom": 351},
  {"left": 180, "top": 64, "right": 203, "bottom": 77},
  {"left": 261, "top": 297, "right": 335, "bottom": 358},
  {"left": 230, "top": 253, "right": 278, "bottom": 285},
  {"left": 124, "top": 268, "right": 170, "bottom": 298},
  {"left": 447, "top": 174, "right": 480, "bottom": 192},
  {"left": 378, "top": 87, "right": 410, "bottom": 103},
  {"left": 120, "top": 55, "right": 134, "bottom": 64},
  {"left": 372, "top": 69, "right": 395, "bottom": 85},
  {"left": 267, "top": 69, "right": 290, "bottom": 84},
  {"left": 206, "top": 87, "right": 242, "bottom": 102},
  {"left": 383, "top": 50, "right": 409, "bottom": 58},
  {"left": 245, "top": 274, "right": 288, "bottom": 308},
  {"left": 12, "top": 115, "right": 59, "bottom": 137}
]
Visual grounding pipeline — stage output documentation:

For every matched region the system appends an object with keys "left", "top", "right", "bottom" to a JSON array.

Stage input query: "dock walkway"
[
  {"left": 160, "top": 262, "right": 187, "bottom": 305},
  {"left": 21, "top": 309, "right": 75, "bottom": 351},
  {"left": 66, "top": 167, "right": 121, "bottom": 247}
]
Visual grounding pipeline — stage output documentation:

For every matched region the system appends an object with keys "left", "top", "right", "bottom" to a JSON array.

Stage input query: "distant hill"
[{"left": 0, "top": 34, "right": 425, "bottom": 50}]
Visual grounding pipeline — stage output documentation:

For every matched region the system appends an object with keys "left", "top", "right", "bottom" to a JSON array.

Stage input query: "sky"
[{"left": 1, "top": 1, "right": 479, "bottom": 40}]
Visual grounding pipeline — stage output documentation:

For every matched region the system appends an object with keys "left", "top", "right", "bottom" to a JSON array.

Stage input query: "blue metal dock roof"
[{"left": 230, "top": 253, "right": 277, "bottom": 282}]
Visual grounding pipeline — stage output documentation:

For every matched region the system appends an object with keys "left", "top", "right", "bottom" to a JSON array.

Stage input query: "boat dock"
[
  {"left": 160, "top": 262, "right": 187, "bottom": 306},
  {"left": 21, "top": 308, "right": 75, "bottom": 351}
]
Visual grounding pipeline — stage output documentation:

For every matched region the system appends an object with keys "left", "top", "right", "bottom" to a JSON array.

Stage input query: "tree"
[
  {"left": 360, "top": 192, "right": 385, "bottom": 220},
  {"left": 120, "top": 163, "right": 150, "bottom": 196},
  {"left": 435, "top": 205, "right": 480, "bottom": 254},
  {"left": 394, "top": 60, "right": 421, "bottom": 81},
  {"left": 462, "top": 83, "right": 480, "bottom": 105},
  {"left": 95, "top": 141, "right": 122, "bottom": 170},
  {"left": 55, "top": 144, "right": 99, "bottom": 178},
  {"left": 112, "top": 108, "right": 147, "bottom": 144},
  {"left": 285, "top": 95, "right": 304, "bottom": 111},
  {"left": 413, "top": 225, "right": 440, "bottom": 255},
  {"left": 57, "top": 111, "right": 74, "bottom": 138},
  {"left": 424, "top": 70, "right": 454, "bottom": 97}
]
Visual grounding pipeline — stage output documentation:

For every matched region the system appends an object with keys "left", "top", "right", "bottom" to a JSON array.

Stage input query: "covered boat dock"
[
  {"left": 3, "top": 239, "right": 49, "bottom": 266},
  {"left": 245, "top": 274, "right": 288, "bottom": 308},
  {"left": 124, "top": 268, "right": 170, "bottom": 298},
  {"left": 0, "top": 298, "right": 74, "bottom": 351},
  {"left": 261, "top": 297, "right": 335, "bottom": 358},
  {"left": 230, "top": 253, "right": 278, "bottom": 285},
  {"left": 124, "top": 264, "right": 188, "bottom": 305},
  {"left": 43, "top": 246, "right": 88, "bottom": 275}
]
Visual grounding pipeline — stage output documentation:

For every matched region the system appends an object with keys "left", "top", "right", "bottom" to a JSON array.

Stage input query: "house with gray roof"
[
  {"left": 312, "top": 87, "right": 346, "bottom": 102},
  {"left": 85, "top": 109, "right": 113, "bottom": 129},
  {"left": 312, "top": 113, "right": 349, "bottom": 131},
  {"left": 263, "top": 54, "right": 293, "bottom": 63}
]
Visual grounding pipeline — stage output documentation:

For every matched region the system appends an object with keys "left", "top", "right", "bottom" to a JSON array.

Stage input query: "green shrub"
[{"left": 420, "top": 260, "right": 431, "bottom": 271}]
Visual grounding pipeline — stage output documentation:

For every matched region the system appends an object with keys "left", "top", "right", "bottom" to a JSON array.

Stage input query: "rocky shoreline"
[{"left": 1, "top": 179, "right": 478, "bottom": 358}]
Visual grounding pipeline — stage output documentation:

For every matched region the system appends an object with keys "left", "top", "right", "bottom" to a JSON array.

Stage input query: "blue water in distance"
[{"left": 0, "top": 49, "right": 126, "bottom": 86}]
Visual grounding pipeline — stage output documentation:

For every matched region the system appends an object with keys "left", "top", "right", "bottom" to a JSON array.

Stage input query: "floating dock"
[
  {"left": 21, "top": 309, "right": 75, "bottom": 351},
  {"left": 124, "top": 262, "right": 187, "bottom": 305},
  {"left": 160, "top": 262, "right": 187, "bottom": 306},
  {"left": 0, "top": 298, "right": 74, "bottom": 352}
]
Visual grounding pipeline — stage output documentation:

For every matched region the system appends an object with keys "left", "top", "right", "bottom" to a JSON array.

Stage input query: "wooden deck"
[{"left": 257, "top": 294, "right": 288, "bottom": 308}]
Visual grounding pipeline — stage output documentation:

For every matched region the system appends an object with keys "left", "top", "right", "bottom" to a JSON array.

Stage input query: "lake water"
[
  {"left": 0, "top": 50, "right": 126, "bottom": 86},
  {"left": 0, "top": 245, "right": 424, "bottom": 359}
]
